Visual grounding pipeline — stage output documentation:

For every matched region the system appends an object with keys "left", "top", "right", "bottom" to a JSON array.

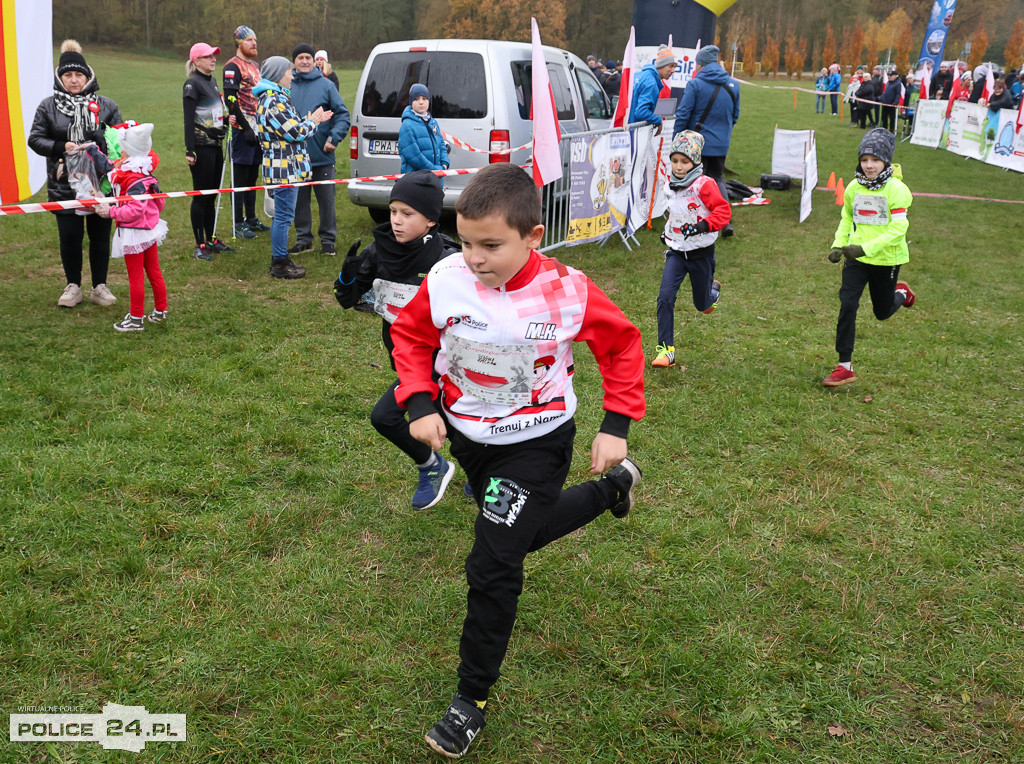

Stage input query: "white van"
[{"left": 348, "top": 39, "right": 613, "bottom": 222}]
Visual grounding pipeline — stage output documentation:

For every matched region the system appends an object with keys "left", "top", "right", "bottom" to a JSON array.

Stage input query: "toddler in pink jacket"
[{"left": 96, "top": 123, "right": 169, "bottom": 332}]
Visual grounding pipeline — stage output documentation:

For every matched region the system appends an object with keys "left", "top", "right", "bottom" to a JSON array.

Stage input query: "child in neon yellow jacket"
[{"left": 823, "top": 128, "right": 916, "bottom": 387}]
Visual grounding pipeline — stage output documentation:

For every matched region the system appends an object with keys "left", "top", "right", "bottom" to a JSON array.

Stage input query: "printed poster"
[
  {"left": 625, "top": 124, "right": 670, "bottom": 236},
  {"left": 566, "top": 132, "right": 629, "bottom": 246},
  {"left": 984, "top": 109, "right": 1024, "bottom": 173},
  {"left": 945, "top": 101, "right": 987, "bottom": 160},
  {"left": 799, "top": 140, "right": 817, "bottom": 223},
  {"left": 910, "top": 99, "right": 945, "bottom": 148},
  {"left": 772, "top": 128, "right": 814, "bottom": 179}
]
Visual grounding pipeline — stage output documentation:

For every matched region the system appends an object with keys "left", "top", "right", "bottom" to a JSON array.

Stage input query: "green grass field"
[{"left": 1, "top": 49, "right": 1022, "bottom": 762}]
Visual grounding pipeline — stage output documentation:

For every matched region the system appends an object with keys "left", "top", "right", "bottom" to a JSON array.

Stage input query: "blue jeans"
[
  {"left": 816, "top": 95, "right": 826, "bottom": 113},
  {"left": 269, "top": 185, "right": 297, "bottom": 261},
  {"left": 656, "top": 248, "right": 718, "bottom": 347}
]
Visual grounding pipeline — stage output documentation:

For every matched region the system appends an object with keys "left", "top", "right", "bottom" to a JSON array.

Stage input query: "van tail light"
[
  {"left": 350, "top": 125, "right": 358, "bottom": 160},
  {"left": 489, "top": 130, "right": 510, "bottom": 163}
]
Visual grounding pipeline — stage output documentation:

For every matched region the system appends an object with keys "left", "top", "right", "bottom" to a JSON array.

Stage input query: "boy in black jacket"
[{"left": 335, "top": 170, "right": 459, "bottom": 509}]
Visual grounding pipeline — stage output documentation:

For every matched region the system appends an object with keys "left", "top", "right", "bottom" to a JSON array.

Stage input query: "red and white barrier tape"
[
  {"left": 0, "top": 166, "right": 488, "bottom": 216},
  {"left": 441, "top": 132, "right": 532, "bottom": 155}
]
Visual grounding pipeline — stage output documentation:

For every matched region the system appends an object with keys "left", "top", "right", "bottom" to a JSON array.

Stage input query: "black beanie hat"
[
  {"left": 390, "top": 170, "right": 443, "bottom": 222},
  {"left": 858, "top": 128, "right": 896, "bottom": 165},
  {"left": 57, "top": 50, "right": 90, "bottom": 78},
  {"left": 292, "top": 42, "right": 316, "bottom": 61}
]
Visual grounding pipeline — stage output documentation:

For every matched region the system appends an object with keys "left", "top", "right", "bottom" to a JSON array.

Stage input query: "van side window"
[
  {"left": 575, "top": 68, "right": 611, "bottom": 120},
  {"left": 362, "top": 52, "right": 487, "bottom": 119},
  {"left": 510, "top": 61, "right": 576, "bottom": 122}
]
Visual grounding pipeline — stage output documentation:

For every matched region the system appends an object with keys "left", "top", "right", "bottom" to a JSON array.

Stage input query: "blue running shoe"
[{"left": 412, "top": 453, "right": 455, "bottom": 510}]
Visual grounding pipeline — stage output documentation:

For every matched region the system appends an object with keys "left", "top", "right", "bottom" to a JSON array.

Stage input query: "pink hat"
[{"left": 189, "top": 42, "right": 220, "bottom": 61}]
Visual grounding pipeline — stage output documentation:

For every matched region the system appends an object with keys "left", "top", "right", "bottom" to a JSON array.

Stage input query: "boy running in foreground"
[{"left": 391, "top": 163, "right": 646, "bottom": 758}]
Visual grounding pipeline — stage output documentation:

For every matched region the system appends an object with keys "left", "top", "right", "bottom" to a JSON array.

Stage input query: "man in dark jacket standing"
[
  {"left": 289, "top": 42, "right": 350, "bottom": 256},
  {"left": 673, "top": 45, "right": 740, "bottom": 236},
  {"left": 880, "top": 69, "right": 902, "bottom": 132},
  {"left": 932, "top": 62, "right": 954, "bottom": 100}
]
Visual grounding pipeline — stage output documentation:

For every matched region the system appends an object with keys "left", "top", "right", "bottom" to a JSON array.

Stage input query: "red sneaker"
[
  {"left": 896, "top": 280, "right": 915, "bottom": 308},
  {"left": 822, "top": 365, "right": 856, "bottom": 387}
]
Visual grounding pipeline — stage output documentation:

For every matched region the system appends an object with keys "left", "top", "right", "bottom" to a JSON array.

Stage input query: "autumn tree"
[
  {"left": 783, "top": 29, "right": 808, "bottom": 79},
  {"left": 821, "top": 24, "right": 837, "bottom": 69},
  {"left": 1005, "top": 19, "right": 1024, "bottom": 71},
  {"left": 863, "top": 18, "right": 882, "bottom": 70},
  {"left": 844, "top": 21, "right": 865, "bottom": 69},
  {"left": 894, "top": 15, "right": 915, "bottom": 73},
  {"left": 878, "top": 9, "right": 911, "bottom": 70},
  {"left": 740, "top": 22, "right": 758, "bottom": 75},
  {"left": 761, "top": 34, "right": 780, "bottom": 78},
  {"left": 967, "top": 25, "right": 989, "bottom": 71},
  {"left": 446, "top": 0, "right": 567, "bottom": 46}
]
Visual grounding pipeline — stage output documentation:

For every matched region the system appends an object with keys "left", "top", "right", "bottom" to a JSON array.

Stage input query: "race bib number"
[
  {"left": 852, "top": 194, "right": 890, "bottom": 225},
  {"left": 372, "top": 278, "right": 419, "bottom": 323},
  {"left": 445, "top": 334, "right": 534, "bottom": 406}
]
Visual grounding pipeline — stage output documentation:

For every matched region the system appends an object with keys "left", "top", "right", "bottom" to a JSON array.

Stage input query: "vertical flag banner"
[
  {"left": 530, "top": 17, "right": 561, "bottom": 188},
  {"left": 613, "top": 27, "right": 635, "bottom": 128},
  {"left": 0, "top": 0, "right": 51, "bottom": 203},
  {"left": 914, "top": 0, "right": 958, "bottom": 89}
]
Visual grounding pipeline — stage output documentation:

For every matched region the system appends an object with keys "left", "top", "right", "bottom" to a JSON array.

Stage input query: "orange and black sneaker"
[
  {"left": 651, "top": 344, "right": 676, "bottom": 368},
  {"left": 823, "top": 365, "right": 856, "bottom": 387}
]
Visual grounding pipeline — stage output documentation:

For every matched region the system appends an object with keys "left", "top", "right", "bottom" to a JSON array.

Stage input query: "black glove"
[
  {"left": 682, "top": 220, "right": 710, "bottom": 238},
  {"left": 842, "top": 244, "right": 865, "bottom": 261},
  {"left": 244, "top": 129, "right": 259, "bottom": 146},
  {"left": 828, "top": 248, "right": 843, "bottom": 263}
]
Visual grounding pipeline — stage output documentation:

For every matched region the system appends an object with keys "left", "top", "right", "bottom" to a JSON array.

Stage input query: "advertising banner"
[
  {"left": 566, "top": 132, "right": 629, "bottom": 246},
  {"left": 634, "top": 46, "right": 699, "bottom": 90},
  {"left": 983, "top": 109, "right": 1024, "bottom": 173},
  {"left": 625, "top": 124, "right": 670, "bottom": 236},
  {"left": 945, "top": 101, "right": 987, "bottom": 160},
  {"left": 910, "top": 99, "right": 946, "bottom": 148},
  {"left": 913, "top": 0, "right": 958, "bottom": 88}
]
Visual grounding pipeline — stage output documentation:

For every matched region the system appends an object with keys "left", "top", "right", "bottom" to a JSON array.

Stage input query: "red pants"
[{"left": 124, "top": 244, "right": 167, "bottom": 318}]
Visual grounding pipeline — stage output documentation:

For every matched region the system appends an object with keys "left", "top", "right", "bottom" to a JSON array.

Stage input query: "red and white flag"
[
  {"left": 982, "top": 65, "right": 995, "bottom": 103},
  {"left": 918, "top": 66, "right": 930, "bottom": 100},
  {"left": 530, "top": 17, "right": 562, "bottom": 187},
  {"left": 1016, "top": 92, "right": 1024, "bottom": 133},
  {"left": 613, "top": 26, "right": 636, "bottom": 128},
  {"left": 945, "top": 64, "right": 963, "bottom": 119}
]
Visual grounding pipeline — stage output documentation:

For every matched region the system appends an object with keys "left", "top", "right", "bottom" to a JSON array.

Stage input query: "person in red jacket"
[{"left": 390, "top": 163, "right": 646, "bottom": 759}]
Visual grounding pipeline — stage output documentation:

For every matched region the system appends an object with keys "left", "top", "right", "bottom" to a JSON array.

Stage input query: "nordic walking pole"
[
  {"left": 211, "top": 141, "right": 228, "bottom": 240},
  {"left": 226, "top": 95, "right": 237, "bottom": 240}
]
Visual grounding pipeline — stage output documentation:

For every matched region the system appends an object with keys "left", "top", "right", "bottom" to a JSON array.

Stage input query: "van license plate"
[{"left": 368, "top": 140, "right": 399, "bottom": 155}]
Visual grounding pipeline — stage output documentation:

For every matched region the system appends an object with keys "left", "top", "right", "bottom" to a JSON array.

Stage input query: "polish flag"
[
  {"left": 530, "top": 17, "right": 562, "bottom": 187},
  {"left": 918, "top": 66, "right": 930, "bottom": 100},
  {"left": 982, "top": 65, "right": 995, "bottom": 104},
  {"left": 1016, "top": 91, "right": 1024, "bottom": 133},
  {"left": 613, "top": 26, "right": 636, "bottom": 128}
]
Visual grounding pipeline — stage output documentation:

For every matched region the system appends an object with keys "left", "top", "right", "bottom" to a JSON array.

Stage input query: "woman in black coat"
[{"left": 29, "top": 40, "right": 122, "bottom": 308}]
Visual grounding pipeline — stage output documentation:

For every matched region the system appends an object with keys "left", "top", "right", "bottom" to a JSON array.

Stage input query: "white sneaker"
[
  {"left": 57, "top": 283, "right": 82, "bottom": 308},
  {"left": 89, "top": 283, "right": 117, "bottom": 306}
]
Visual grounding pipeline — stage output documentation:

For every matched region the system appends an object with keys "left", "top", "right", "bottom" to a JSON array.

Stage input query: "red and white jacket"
[
  {"left": 393, "top": 250, "right": 646, "bottom": 445},
  {"left": 663, "top": 173, "right": 731, "bottom": 252}
]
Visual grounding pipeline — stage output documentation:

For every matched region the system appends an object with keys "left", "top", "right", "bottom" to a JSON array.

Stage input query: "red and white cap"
[
  {"left": 315, "top": 50, "right": 328, "bottom": 62},
  {"left": 189, "top": 42, "right": 221, "bottom": 61}
]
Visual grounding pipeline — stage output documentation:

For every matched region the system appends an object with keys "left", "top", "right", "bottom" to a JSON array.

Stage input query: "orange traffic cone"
[
  {"left": 834, "top": 177, "right": 845, "bottom": 205},
  {"left": 826, "top": 171, "right": 836, "bottom": 189}
]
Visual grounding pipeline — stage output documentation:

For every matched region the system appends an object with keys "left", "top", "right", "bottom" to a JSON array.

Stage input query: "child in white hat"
[{"left": 96, "top": 123, "right": 169, "bottom": 332}]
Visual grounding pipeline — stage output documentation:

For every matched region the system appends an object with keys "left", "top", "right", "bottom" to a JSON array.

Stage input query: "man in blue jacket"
[
  {"left": 289, "top": 42, "right": 350, "bottom": 256},
  {"left": 674, "top": 45, "right": 740, "bottom": 236},
  {"left": 628, "top": 45, "right": 677, "bottom": 134}
]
